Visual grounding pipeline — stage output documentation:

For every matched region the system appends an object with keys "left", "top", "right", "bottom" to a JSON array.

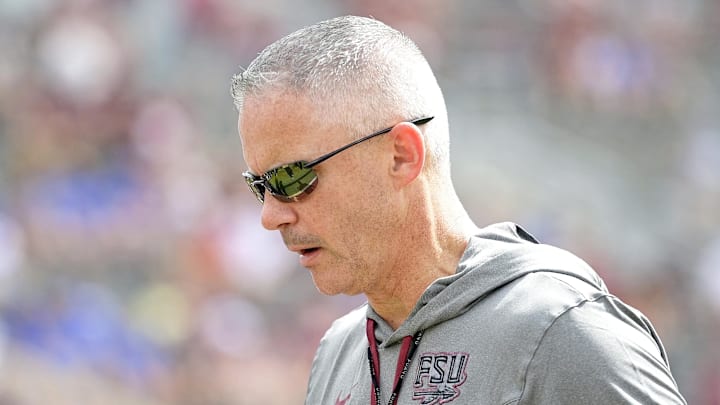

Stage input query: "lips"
[
  {"left": 297, "top": 247, "right": 321, "bottom": 267},
  {"left": 300, "top": 247, "right": 319, "bottom": 255},
  {"left": 287, "top": 245, "right": 318, "bottom": 255}
]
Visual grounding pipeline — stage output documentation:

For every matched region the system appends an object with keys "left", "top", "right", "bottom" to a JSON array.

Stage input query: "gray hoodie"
[{"left": 305, "top": 222, "right": 686, "bottom": 404}]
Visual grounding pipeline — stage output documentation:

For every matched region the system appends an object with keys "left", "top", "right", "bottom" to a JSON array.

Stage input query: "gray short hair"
[{"left": 231, "top": 15, "right": 450, "bottom": 173}]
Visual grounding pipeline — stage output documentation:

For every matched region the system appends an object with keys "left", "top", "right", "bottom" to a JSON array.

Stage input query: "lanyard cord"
[{"left": 366, "top": 318, "right": 424, "bottom": 405}]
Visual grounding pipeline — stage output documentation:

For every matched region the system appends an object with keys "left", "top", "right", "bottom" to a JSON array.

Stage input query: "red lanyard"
[{"left": 366, "top": 318, "right": 424, "bottom": 405}]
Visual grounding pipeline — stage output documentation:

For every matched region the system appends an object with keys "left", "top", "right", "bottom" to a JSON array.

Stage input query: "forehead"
[{"left": 238, "top": 90, "right": 338, "bottom": 174}]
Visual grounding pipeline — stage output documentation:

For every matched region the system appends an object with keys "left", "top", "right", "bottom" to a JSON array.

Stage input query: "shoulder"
[
  {"left": 490, "top": 270, "right": 610, "bottom": 329},
  {"left": 495, "top": 270, "right": 661, "bottom": 355},
  {"left": 318, "top": 303, "right": 367, "bottom": 346},
  {"left": 307, "top": 304, "right": 367, "bottom": 378},
  {"left": 306, "top": 304, "right": 368, "bottom": 403},
  {"left": 513, "top": 274, "right": 685, "bottom": 404}
]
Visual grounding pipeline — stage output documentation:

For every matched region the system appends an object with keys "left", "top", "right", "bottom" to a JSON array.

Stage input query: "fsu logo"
[{"left": 412, "top": 352, "right": 469, "bottom": 404}]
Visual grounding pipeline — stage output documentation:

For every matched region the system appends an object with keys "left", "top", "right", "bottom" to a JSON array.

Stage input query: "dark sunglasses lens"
[{"left": 267, "top": 162, "right": 318, "bottom": 201}]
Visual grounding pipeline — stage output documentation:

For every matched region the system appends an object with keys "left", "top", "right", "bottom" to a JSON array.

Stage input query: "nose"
[{"left": 260, "top": 194, "right": 298, "bottom": 230}]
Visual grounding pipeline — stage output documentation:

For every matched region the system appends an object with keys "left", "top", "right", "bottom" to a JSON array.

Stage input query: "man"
[{"left": 231, "top": 15, "right": 686, "bottom": 405}]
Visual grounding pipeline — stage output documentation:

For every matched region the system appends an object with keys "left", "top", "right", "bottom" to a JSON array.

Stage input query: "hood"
[{"left": 368, "top": 222, "right": 607, "bottom": 345}]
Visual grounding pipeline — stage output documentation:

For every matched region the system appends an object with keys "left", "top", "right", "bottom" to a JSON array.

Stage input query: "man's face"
[{"left": 238, "top": 91, "right": 404, "bottom": 296}]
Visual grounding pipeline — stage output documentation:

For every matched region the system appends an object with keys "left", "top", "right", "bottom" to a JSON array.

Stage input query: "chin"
[
  {"left": 310, "top": 272, "right": 359, "bottom": 296},
  {"left": 313, "top": 282, "right": 351, "bottom": 296}
]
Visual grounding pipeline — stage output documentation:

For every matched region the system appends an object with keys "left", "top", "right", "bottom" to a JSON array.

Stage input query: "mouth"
[
  {"left": 294, "top": 246, "right": 321, "bottom": 267},
  {"left": 300, "top": 247, "right": 320, "bottom": 256}
]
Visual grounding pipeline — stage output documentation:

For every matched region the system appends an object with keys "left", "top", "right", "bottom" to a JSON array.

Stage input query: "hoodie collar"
[{"left": 367, "top": 222, "right": 605, "bottom": 346}]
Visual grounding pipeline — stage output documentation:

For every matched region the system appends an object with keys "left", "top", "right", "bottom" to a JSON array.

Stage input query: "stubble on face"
[
  {"left": 239, "top": 90, "right": 405, "bottom": 297},
  {"left": 317, "top": 171, "right": 406, "bottom": 297}
]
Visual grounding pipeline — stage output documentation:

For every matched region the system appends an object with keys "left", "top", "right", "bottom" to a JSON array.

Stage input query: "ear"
[{"left": 388, "top": 121, "right": 426, "bottom": 188}]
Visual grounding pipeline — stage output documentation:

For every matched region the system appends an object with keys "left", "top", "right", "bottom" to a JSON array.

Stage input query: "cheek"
[
  {"left": 311, "top": 155, "right": 399, "bottom": 245},
  {"left": 332, "top": 176, "right": 398, "bottom": 247}
]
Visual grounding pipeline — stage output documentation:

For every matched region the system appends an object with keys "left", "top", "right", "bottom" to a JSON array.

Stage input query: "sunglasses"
[{"left": 242, "top": 116, "right": 434, "bottom": 203}]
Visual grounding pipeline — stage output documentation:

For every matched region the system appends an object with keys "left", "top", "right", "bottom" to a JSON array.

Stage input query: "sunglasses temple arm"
[
  {"left": 305, "top": 127, "right": 392, "bottom": 168},
  {"left": 305, "top": 117, "right": 433, "bottom": 168}
]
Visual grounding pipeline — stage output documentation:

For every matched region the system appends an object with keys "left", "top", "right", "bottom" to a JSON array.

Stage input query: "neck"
[{"left": 366, "top": 191, "right": 477, "bottom": 330}]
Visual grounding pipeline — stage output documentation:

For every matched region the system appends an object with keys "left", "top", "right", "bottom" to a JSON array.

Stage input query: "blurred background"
[{"left": 0, "top": 0, "right": 718, "bottom": 403}]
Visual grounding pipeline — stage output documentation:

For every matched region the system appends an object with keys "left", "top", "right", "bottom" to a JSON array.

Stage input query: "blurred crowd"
[{"left": 0, "top": 0, "right": 718, "bottom": 404}]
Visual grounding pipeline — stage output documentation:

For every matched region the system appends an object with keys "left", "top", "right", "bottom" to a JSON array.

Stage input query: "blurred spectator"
[{"left": 0, "top": 213, "right": 25, "bottom": 298}]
